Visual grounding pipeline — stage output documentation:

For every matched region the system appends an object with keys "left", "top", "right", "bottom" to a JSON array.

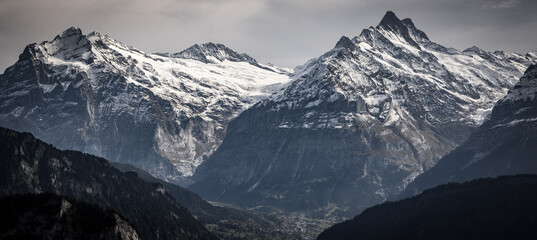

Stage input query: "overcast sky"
[{"left": 1, "top": 0, "right": 536, "bottom": 72}]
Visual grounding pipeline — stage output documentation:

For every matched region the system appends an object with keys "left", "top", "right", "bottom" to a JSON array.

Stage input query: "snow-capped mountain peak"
[
  {"left": 171, "top": 42, "right": 257, "bottom": 64},
  {"left": 52, "top": 27, "right": 85, "bottom": 45},
  {"left": 374, "top": 11, "right": 426, "bottom": 49},
  {"left": 463, "top": 45, "right": 485, "bottom": 54},
  {"left": 276, "top": 11, "right": 535, "bottom": 129},
  {"left": 377, "top": 11, "right": 409, "bottom": 33},
  {"left": 0, "top": 27, "right": 292, "bottom": 183},
  {"left": 19, "top": 27, "right": 91, "bottom": 64}
]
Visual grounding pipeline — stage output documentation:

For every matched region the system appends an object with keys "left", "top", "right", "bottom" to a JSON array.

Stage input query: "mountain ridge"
[
  {"left": 171, "top": 42, "right": 257, "bottom": 64},
  {"left": 0, "top": 193, "right": 140, "bottom": 240},
  {"left": 402, "top": 64, "right": 537, "bottom": 198},
  {"left": 317, "top": 175, "right": 537, "bottom": 240}
]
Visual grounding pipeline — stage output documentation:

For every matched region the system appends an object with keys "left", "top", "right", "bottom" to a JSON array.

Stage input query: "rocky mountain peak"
[
  {"left": 373, "top": 11, "right": 423, "bottom": 48},
  {"left": 493, "top": 64, "right": 537, "bottom": 116},
  {"left": 54, "top": 26, "right": 84, "bottom": 40},
  {"left": 173, "top": 42, "right": 257, "bottom": 64},
  {"left": 401, "top": 18, "right": 430, "bottom": 42},
  {"left": 377, "top": 11, "right": 427, "bottom": 39},
  {"left": 334, "top": 35, "right": 355, "bottom": 50},
  {"left": 11, "top": 27, "right": 92, "bottom": 73},
  {"left": 463, "top": 45, "right": 486, "bottom": 54},
  {"left": 28, "top": 27, "right": 93, "bottom": 62},
  {"left": 377, "top": 11, "right": 402, "bottom": 30}
]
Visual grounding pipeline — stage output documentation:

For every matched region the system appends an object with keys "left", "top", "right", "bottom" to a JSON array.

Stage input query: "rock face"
[
  {"left": 190, "top": 11, "right": 537, "bottom": 218},
  {"left": 403, "top": 64, "right": 537, "bottom": 197},
  {"left": 317, "top": 175, "right": 537, "bottom": 240},
  {"left": 0, "top": 127, "right": 217, "bottom": 240},
  {"left": 0, "top": 193, "right": 140, "bottom": 240},
  {"left": 0, "top": 27, "right": 291, "bottom": 184}
]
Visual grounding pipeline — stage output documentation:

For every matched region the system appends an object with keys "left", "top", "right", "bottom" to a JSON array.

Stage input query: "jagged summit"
[
  {"left": 13, "top": 27, "right": 93, "bottom": 70},
  {"left": 373, "top": 11, "right": 425, "bottom": 48},
  {"left": 377, "top": 11, "right": 403, "bottom": 30},
  {"left": 55, "top": 26, "right": 84, "bottom": 39},
  {"left": 401, "top": 18, "right": 430, "bottom": 41},
  {"left": 172, "top": 42, "right": 257, "bottom": 64},
  {"left": 48, "top": 27, "right": 90, "bottom": 50},
  {"left": 463, "top": 45, "right": 485, "bottom": 53},
  {"left": 334, "top": 35, "right": 354, "bottom": 49},
  {"left": 38, "top": 27, "right": 260, "bottom": 67},
  {"left": 262, "top": 10, "right": 536, "bottom": 131}
]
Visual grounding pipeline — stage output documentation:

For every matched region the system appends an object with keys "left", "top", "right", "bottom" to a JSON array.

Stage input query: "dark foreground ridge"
[
  {"left": 0, "top": 193, "right": 139, "bottom": 240},
  {"left": 317, "top": 175, "right": 537, "bottom": 240},
  {"left": 0, "top": 127, "right": 217, "bottom": 240}
]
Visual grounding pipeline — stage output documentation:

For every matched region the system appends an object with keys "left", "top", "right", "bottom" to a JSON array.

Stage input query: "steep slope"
[
  {"left": 403, "top": 64, "right": 537, "bottom": 197},
  {"left": 190, "top": 11, "right": 537, "bottom": 220},
  {"left": 0, "top": 127, "right": 217, "bottom": 240},
  {"left": 0, "top": 27, "right": 291, "bottom": 184},
  {"left": 317, "top": 175, "right": 537, "bottom": 240},
  {"left": 111, "top": 162, "right": 302, "bottom": 240},
  {"left": 0, "top": 193, "right": 139, "bottom": 240}
]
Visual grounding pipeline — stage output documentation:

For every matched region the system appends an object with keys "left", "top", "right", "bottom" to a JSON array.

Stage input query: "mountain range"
[
  {"left": 189, "top": 11, "right": 537, "bottom": 220},
  {"left": 1, "top": 10, "right": 536, "bottom": 239}
]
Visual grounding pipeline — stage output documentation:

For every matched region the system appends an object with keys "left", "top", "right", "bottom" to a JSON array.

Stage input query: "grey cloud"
[
  {"left": 480, "top": 0, "right": 521, "bottom": 9},
  {"left": 0, "top": 0, "right": 536, "bottom": 72}
]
